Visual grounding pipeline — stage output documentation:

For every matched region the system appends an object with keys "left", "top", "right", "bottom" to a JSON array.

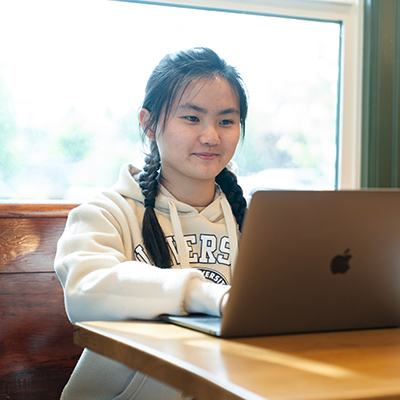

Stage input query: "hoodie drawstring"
[{"left": 168, "top": 200, "right": 191, "bottom": 269}]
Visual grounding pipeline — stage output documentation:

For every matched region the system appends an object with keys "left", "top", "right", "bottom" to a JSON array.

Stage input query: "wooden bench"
[{"left": 0, "top": 203, "right": 81, "bottom": 400}]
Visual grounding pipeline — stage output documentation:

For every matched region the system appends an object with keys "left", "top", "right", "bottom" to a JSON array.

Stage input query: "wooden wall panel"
[{"left": 0, "top": 204, "right": 80, "bottom": 400}]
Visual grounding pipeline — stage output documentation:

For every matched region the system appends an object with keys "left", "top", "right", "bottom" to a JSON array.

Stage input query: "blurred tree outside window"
[{"left": 0, "top": 0, "right": 340, "bottom": 201}]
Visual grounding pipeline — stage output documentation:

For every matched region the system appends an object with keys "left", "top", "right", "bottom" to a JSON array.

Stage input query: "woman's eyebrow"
[
  {"left": 179, "top": 103, "right": 240, "bottom": 115},
  {"left": 179, "top": 104, "right": 206, "bottom": 113},
  {"left": 219, "top": 108, "right": 240, "bottom": 116}
]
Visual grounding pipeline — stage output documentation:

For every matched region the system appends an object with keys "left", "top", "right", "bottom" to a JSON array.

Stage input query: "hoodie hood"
[{"left": 112, "top": 163, "right": 200, "bottom": 214}]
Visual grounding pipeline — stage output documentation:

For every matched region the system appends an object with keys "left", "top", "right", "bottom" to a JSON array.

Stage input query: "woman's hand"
[{"left": 219, "top": 291, "right": 230, "bottom": 315}]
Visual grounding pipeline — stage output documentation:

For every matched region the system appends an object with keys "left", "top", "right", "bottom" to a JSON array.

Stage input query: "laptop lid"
[{"left": 218, "top": 190, "right": 400, "bottom": 337}]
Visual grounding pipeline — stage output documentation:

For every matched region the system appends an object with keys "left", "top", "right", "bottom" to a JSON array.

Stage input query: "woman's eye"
[
  {"left": 220, "top": 119, "right": 234, "bottom": 125},
  {"left": 185, "top": 116, "right": 199, "bottom": 122}
]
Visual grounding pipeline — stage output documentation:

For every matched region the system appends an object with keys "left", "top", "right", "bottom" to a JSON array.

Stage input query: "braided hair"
[
  {"left": 139, "top": 47, "right": 248, "bottom": 269},
  {"left": 215, "top": 167, "right": 247, "bottom": 231}
]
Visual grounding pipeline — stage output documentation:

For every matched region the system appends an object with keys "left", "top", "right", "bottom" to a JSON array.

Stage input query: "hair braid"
[
  {"left": 139, "top": 142, "right": 172, "bottom": 269},
  {"left": 216, "top": 168, "right": 247, "bottom": 231}
]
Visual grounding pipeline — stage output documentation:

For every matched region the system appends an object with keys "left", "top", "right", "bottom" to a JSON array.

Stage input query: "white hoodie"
[{"left": 54, "top": 163, "right": 239, "bottom": 399}]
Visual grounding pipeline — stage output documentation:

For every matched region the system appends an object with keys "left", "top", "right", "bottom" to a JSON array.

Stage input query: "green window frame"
[{"left": 362, "top": 0, "right": 400, "bottom": 188}]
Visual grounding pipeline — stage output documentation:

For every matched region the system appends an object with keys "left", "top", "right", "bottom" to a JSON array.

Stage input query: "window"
[{"left": 0, "top": 0, "right": 361, "bottom": 201}]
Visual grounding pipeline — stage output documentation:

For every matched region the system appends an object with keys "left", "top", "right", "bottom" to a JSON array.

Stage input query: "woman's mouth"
[{"left": 194, "top": 152, "right": 218, "bottom": 161}]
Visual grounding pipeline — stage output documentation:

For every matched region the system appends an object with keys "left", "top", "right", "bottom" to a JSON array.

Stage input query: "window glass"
[{"left": 0, "top": 0, "right": 340, "bottom": 200}]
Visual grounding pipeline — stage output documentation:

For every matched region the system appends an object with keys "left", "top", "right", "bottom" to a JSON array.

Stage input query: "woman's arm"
[{"left": 55, "top": 200, "right": 229, "bottom": 324}]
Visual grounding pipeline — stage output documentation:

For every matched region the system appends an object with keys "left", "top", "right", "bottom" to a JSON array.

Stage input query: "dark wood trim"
[{"left": 0, "top": 203, "right": 78, "bottom": 218}]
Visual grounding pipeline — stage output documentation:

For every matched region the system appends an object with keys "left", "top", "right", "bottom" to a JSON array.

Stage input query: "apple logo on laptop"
[{"left": 330, "top": 248, "right": 351, "bottom": 274}]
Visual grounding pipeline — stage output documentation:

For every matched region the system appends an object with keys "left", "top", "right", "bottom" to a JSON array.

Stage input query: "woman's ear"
[{"left": 139, "top": 108, "right": 155, "bottom": 140}]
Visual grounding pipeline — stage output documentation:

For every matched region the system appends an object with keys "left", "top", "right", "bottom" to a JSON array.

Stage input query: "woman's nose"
[{"left": 199, "top": 125, "right": 220, "bottom": 146}]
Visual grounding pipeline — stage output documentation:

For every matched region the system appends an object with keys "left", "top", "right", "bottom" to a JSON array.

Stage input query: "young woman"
[{"left": 55, "top": 47, "right": 248, "bottom": 400}]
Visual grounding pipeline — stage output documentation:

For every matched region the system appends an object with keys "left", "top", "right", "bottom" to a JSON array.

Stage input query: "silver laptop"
[{"left": 162, "top": 190, "right": 400, "bottom": 337}]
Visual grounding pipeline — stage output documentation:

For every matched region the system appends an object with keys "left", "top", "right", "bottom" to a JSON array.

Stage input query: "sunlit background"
[{"left": 0, "top": 0, "right": 340, "bottom": 200}]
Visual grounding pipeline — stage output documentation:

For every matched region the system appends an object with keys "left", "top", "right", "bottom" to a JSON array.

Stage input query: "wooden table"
[{"left": 74, "top": 321, "right": 400, "bottom": 400}]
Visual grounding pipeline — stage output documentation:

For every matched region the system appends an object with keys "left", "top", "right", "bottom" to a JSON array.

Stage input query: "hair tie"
[{"left": 144, "top": 198, "right": 156, "bottom": 208}]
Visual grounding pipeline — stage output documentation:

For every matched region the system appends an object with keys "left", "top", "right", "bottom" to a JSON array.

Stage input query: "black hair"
[{"left": 139, "top": 47, "right": 248, "bottom": 269}]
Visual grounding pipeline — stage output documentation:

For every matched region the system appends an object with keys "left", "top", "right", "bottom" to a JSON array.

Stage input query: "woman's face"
[{"left": 143, "top": 77, "right": 241, "bottom": 193}]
